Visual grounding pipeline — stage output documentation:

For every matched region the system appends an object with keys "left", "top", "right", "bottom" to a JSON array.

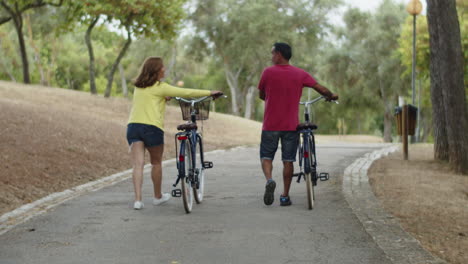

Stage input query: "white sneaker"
[
  {"left": 133, "top": 200, "right": 144, "bottom": 210},
  {"left": 153, "top": 193, "right": 171, "bottom": 205}
]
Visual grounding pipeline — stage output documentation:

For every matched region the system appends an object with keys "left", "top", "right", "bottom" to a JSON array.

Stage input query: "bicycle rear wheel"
[
  {"left": 193, "top": 136, "right": 204, "bottom": 204},
  {"left": 303, "top": 137, "right": 315, "bottom": 210},
  {"left": 181, "top": 141, "right": 193, "bottom": 213}
]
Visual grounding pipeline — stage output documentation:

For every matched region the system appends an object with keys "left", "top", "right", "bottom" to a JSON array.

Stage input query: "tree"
[
  {"left": 320, "top": 2, "right": 408, "bottom": 141},
  {"left": 0, "top": 0, "right": 63, "bottom": 84},
  {"left": 190, "top": 0, "right": 341, "bottom": 118},
  {"left": 427, "top": 0, "right": 468, "bottom": 174},
  {"left": 398, "top": 1, "right": 468, "bottom": 143},
  {"left": 65, "top": 0, "right": 185, "bottom": 97}
]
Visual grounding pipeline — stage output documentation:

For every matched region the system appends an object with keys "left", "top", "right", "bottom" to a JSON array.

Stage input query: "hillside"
[{"left": 0, "top": 81, "right": 262, "bottom": 215}]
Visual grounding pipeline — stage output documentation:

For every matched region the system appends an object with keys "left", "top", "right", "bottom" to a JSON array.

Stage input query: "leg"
[
  {"left": 130, "top": 141, "right": 145, "bottom": 202},
  {"left": 280, "top": 131, "right": 299, "bottom": 205},
  {"left": 260, "top": 131, "right": 280, "bottom": 205},
  {"left": 282, "top": 161, "right": 294, "bottom": 197},
  {"left": 261, "top": 158, "right": 273, "bottom": 181},
  {"left": 260, "top": 131, "right": 279, "bottom": 182},
  {"left": 147, "top": 144, "right": 164, "bottom": 199}
]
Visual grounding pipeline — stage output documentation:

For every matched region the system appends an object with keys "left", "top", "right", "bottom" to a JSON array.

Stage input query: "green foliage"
[
  {"left": 398, "top": 1, "right": 467, "bottom": 89},
  {"left": 190, "top": 0, "right": 342, "bottom": 117},
  {"left": 83, "top": 75, "right": 119, "bottom": 96},
  {"left": 65, "top": 0, "right": 185, "bottom": 39},
  {"left": 318, "top": 0, "right": 408, "bottom": 137}
]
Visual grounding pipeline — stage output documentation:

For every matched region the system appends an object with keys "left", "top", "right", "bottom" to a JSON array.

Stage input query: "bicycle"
[
  {"left": 293, "top": 95, "right": 338, "bottom": 210},
  {"left": 171, "top": 95, "right": 225, "bottom": 213}
]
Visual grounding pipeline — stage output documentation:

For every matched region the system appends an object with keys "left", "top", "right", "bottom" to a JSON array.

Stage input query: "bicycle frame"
[
  {"left": 173, "top": 96, "right": 211, "bottom": 187},
  {"left": 295, "top": 96, "right": 336, "bottom": 184},
  {"left": 174, "top": 131, "right": 204, "bottom": 186}
]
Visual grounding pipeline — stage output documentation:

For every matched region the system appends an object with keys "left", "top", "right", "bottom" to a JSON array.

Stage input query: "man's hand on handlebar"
[
  {"left": 325, "top": 93, "right": 339, "bottom": 102},
  {"left": 210, "top": 91, "right": 224, "bottom": 99}
]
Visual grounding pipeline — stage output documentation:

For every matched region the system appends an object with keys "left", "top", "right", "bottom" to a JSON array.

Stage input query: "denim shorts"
[
  {"left": 260, "top": 131, "right": 299, "bottom": 162},
  {"left": 126, "top": 123, "right": 164, "bottom": 147}
]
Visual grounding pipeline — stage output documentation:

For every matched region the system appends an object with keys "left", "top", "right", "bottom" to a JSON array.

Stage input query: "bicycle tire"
[
  {"left": 193, "top": 136, "right": 205, "bottom": 204},
  {"left": 303, "top": 136, "right": 315, "bottom": 210},
  {"left": 181, "top": 141, "right": 193, "bottom": 213}
]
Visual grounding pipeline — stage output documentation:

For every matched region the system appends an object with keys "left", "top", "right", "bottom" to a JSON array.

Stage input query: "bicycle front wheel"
[
  {"left": 181, "top": 141, "right": 193, "bottom": 213},
  {"left": 193, "top": 136, "right": 205, "bottom": 204}
]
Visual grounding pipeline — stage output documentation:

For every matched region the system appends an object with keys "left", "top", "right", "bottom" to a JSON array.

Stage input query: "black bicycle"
[
  {"left": 171, "top": 95, "right": 224, "bottom": 213},
  {"left": 293, "top": 96, "right": 338, "bottom": 210}
]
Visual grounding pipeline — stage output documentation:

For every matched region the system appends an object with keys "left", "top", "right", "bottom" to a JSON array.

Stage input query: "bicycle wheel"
[
  {"left": 303, "top": 137, "right": 315, "bottom": 210},
  {"left": 193, "top": 136, "right": 204, "bottom": 204},
  {"left": 181, "top": 141, "right": 193, "bottom": 213}
]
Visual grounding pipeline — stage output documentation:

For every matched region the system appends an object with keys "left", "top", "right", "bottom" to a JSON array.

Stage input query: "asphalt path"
[{"left": 0, "top": 143, "right": 393, "bottom": 264}]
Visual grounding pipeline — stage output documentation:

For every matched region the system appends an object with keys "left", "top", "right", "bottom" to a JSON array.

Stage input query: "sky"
[
  {"left": 331, "top": 0, "right": 427, "bottom": 26},
  {"left": 346, "top": 0, "right": 427, "bottom": 13}
]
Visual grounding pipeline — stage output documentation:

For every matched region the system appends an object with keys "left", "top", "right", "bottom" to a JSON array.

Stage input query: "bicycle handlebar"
[
  {"left": 174, "top": 95, "right": 227, "bottom": 104},
  {"left": 300, "top": 96, "right": 339, "bottom": 106}
]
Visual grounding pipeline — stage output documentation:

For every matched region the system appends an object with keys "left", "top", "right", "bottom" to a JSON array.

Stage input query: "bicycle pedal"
[
  {"left": 172, "top": 189, "right": 182, "bottom": 197},
  {"left": 319, "top": 172, "right": 330, "bottom": 181},
  {"left": 203, "top": 161, "right": 213, "bottom": 169}
]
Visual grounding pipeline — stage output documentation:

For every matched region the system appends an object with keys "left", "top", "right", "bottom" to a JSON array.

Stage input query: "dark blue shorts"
[
  {"left": 260, "top": 131, "right": 299, "bottom": 162},
  {"left": 126, "top": 123, "right": 164, "bottom": 147}
]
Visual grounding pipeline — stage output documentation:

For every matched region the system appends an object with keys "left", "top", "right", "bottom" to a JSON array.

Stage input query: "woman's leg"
[
  {"left": 147, "top": 144, "right": 164, "bottom": 198},
  {"left": 130, "top": 141, "right": 146, "bottom": 201}
]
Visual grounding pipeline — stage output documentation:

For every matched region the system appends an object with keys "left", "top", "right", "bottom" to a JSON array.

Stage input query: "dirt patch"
[{"left": 368, "top": 144, "right": 468, "bottom": 264}]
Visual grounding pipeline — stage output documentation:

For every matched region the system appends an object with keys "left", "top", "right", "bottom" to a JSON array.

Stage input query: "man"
[{"left": 258, "top": 42, "right": 338, "bottom": 206}]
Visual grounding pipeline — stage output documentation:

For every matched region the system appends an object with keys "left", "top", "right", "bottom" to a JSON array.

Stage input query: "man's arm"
[
  {"left": 311, "top": 83, "right": 338, "bottom": 101},
  {"left": 259, "top": 89, "right": 266, "bottom": 101}
]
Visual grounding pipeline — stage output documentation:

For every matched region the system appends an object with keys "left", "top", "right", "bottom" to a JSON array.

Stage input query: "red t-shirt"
[{"left": 258, "top": 64, "right": 317, "bottom": 131}]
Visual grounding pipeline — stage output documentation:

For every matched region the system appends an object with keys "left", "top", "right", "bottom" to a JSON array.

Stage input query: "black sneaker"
[
  {"left": 263, "top": 180, "right": 276, "bottom": 205},
  {"left": 280, "top": 195, "right": 292, "bottom": 206}
]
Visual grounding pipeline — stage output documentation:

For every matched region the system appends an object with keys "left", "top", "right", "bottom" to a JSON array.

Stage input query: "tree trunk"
[
  {"left": 25, "top": 14, "right": 46, "bottom": 85},
  {"left": 85, "top": 16, "right": 99, "bottom": 94},
  {"left": 379, "top": 78, "right": 392, "bottom": 142},
  {"left": 383, "top": 107, "right": 393, "bottom": 143},
  {"left": 427, "top": 0, "right": 468, "bottom": 173},
  {"left": 119, "top": 63, "right": 128, "bottom": 97},
  {"left": 12, "top": 14, "right": 30, "bottom": 84},
  {"left": 223, "top": 62, "right": 241, "bottom": 115},
  {"left": 243, "top": 85, "right": 255, "bottom": 119},
  {"left": 164, "top": 44, "right": 177, "bottom": 80},
  {"left": 105, "top": 29, "right": 132, "bottom": 98}
]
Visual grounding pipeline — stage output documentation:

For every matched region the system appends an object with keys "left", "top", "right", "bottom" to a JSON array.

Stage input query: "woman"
[{"left": 127, "top": 57, "right": 222, "bottom": 210}]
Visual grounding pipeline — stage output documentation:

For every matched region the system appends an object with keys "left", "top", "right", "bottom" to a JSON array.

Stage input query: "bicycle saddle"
[
  {"left": 296, "top": 122, "right": 318, "bottom": 131},
  {"left": 177, "top": 123, "right": 198, "bottom": 131}
]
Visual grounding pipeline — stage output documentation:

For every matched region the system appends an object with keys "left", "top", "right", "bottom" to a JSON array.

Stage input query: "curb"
[{"left": 343, "top": 145, "right": 447, "bottom": 264}]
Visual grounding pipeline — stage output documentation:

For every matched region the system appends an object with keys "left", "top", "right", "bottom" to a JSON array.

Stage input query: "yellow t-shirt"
[{"left": 128, "top": 82, "right": 211, "bottom": 130}]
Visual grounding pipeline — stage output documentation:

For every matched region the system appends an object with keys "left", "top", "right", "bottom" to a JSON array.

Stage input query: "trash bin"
[
  {"left": 395, "top": 105, "right": 418, "bottom": 136},
  {"left": 394, "top": 106, "right": 403, "bottom": 135}
]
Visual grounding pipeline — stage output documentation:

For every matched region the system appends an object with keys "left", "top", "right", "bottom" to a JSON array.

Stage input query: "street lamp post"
[
  {"left": 406, "top": 0, "right": 423, "bottom": 105},
  {"left": 401, "top": 0, "right": 422, "bottom": 159}
]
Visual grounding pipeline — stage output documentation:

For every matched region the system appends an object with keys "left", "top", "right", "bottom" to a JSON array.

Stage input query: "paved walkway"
[{"left": 0, "top": 144, "right": 410, "bottom": 264}]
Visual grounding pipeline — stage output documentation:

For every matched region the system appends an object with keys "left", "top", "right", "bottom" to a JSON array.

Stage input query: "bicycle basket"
[{"left": 178, "top": 99, "right": 211, "bottom": 121}]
